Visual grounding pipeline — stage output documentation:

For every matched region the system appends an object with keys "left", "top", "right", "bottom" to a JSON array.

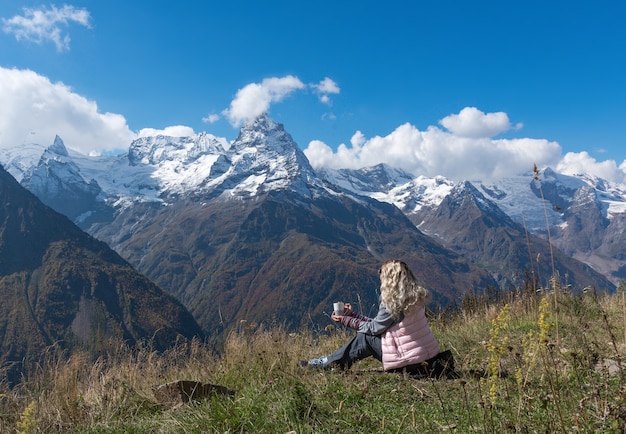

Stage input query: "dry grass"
[{"left": 1, "top": 285, "right": 625, "bottom": 433}]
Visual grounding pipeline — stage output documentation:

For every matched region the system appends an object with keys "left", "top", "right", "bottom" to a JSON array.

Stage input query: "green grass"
[{"left": 2, "top": 287, "right": 626, "bottom": 433}]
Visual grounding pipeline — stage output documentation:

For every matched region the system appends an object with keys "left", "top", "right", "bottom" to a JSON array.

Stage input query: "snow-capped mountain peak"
[
  {"left": 236, "top": 113, "right": 282, "bottom": 143},
  {"left": 54, "top": 114, "right": 322, "bottom": 204},
  {"left": 447, "top": 180, "right": 510, "bottom": 220},
  {"left": 211, "top": 113, "right": 320, "bottom": 198},
  {"left": 230, "top": 113, "right": 315, "bottom": 174},
  {"left": 48, "top": 135, "right": 69, "bottom": 157},
  {"left": 128, "top": 133, "right": 227, "bottom": 166},
  {"left": 2, "top": 117, "right": 626, "bottom": 286}
]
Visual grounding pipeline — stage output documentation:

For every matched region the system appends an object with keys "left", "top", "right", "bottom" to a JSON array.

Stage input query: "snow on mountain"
[
  {"left": 318, "top": 162, "right": 626, "bottom": 285},
  {"left": 66, "top": 114, "right": 322, "bottom": 208},
  {"left": 56, "top": 114, "right": 329, "bottom": 209},
  {"left": 476, "top": 168, "right": 626, "bottom": 232},
  {"left": 319, "top": 165, "right": 455, "bottom": 215},
  {"left": 209, "top": 114, "right": 324, "bottom": 199},
  {"left": 475, "top": 173, "right": 564, "bottom": 232},
  {"left": 447, "top": 180, "right": 513, "bottom": 219},
  {"left": 374, "top": 175, "right": 455, "bottom": 214},
  {"left": 564, "top": 171, "right": 626, "bottom": 218},
  {"left": 23, "top": 136, "right": 93, "bottom": 195},
  {"left": 541, "top": 168, "right": 626, "bottom": 219},
  {"left": 318, "top": 163, "right": 415, "bottom": 196},
  {"left": 128, "top": 132, "right": 227, "bottom": 167},
  {"left": 69, "top": 151, "right": 160, "bottom": 209},
  {"left": 0, "top": 116, "right": 326, "bottom": 217},
  {"left": 3, "top": 119, "right": 626, "bottom": 231},
  {"left": 0, "top": 142, "right": 48, "bottom": 182},
  {"left": 128, "top": 132, "right": 228, "bottom": 197},
  {"left": 1, "top": 114, "right": 625, "bottom": 288},
  {"left": 0, "top": 136, "right": 101, "bottom": 212}
]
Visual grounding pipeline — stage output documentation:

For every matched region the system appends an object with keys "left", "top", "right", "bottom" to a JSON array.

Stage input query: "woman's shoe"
[{"left": 299, "top": 356, "right": 329, "bottom": 368}]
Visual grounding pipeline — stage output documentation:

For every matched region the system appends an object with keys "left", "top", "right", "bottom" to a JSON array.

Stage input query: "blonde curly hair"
[{"left": 379, "top": 259, "right": 431, "bottom": 319}]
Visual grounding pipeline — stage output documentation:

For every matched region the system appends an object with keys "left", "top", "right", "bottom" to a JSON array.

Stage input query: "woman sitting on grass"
[{"left": 302, "top": 259, "right": 452, "bottom": 376}]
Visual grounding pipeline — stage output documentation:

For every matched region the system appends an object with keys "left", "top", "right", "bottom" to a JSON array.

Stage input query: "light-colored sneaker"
[{"left": 300, "top": 356, "right": 329, "bottom": 368}]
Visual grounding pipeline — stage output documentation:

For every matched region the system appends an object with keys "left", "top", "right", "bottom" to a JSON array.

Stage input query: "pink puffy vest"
[{"left": 381, "top": 304, "right": 440, "bottom": 370}]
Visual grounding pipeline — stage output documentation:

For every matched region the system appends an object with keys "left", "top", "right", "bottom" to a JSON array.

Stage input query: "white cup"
[{"left": 333, "top": 301, "right": 344, "bottom": 316}]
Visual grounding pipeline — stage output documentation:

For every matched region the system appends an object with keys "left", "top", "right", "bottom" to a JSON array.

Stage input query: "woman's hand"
[{"left": 331, "top": 303, "right": 353, "bottom": 322}]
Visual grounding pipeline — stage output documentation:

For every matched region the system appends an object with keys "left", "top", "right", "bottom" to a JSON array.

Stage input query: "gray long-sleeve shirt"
[{"left": 340, "top": 303, "right": 400, "bottom": 335}]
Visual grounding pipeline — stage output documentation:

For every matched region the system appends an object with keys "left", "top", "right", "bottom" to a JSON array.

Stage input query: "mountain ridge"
[
  {"left": 0, "top": 114, "right": 620, "bottom": 336},
  {"left": 77, "top": 131, "right": 498, "bottom": 334},
  {"left": 325, "top": 164, "right": 626, "bottom": 285},
  {"left": 0, "top": 163, "right": 204, "bottom": 383}
]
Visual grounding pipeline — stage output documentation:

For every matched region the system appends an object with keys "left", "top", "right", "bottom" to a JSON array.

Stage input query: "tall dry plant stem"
[
  {"left": 621, "top": 281, "right": 626, "bottom": 345},
  {"left": 533, "top": 163, "right": 559, "bottom": 346},
  {"left": 623, "top": 290, "right": 626, "bottom": 346},
  {"left": 522, "top": 215, "right": 537, "bottom": 292}
]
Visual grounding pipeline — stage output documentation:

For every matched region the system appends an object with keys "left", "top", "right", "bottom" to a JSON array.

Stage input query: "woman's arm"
[{"left": 340, "top": 304, "right": 395, "bottom": 335}]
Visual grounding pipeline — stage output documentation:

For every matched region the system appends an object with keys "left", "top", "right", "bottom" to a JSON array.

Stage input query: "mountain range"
[
  {"left": 322, "top": 164, "right": 626, "bottom": 289},
  {"left": 0, "top": 114, "right": 621, "bottom": 338},
  {"left": 0, "top": 163, "right": 204, "bottom": 383}
]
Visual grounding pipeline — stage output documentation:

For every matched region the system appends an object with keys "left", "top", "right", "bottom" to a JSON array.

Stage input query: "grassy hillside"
[{"left": 1, "top": 284, "right": 625, "bottom": 433}]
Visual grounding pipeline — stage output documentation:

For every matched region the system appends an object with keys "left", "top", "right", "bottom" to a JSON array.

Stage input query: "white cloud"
[
  {"left": 314, "top": 77, "right": 340, "bottom": 94},
  {"left": 2, "top": 4, "right": 91, "bottom": 52},
  {"left": 222, "top": 75, "right": 340, "bottom": 124},
  {"left": 137, "top": 126, "right": 196, "bottom": 138},
  {"left": 440, "top": 107, "right": 512, "bottom": 138},
  {"left": 0, "top": 67, "right": 135, "bottom": 154},
  {"left": 3, "top": 68, "right": 618, "bottom": 185},
  {"left": 305, "top": 140, "right": 338, "bottom": 168},
  {"left": 202, "top": 113, "right": 220, "bottom": 124},
  {"left": 312, "top": 77, "right": 340, "bottom": 105},
  {"left": 304, "top": 108, "right": 563, "bottom": 181},
  {"left": 223, "top": 75, "right": 305, "bottom": 126},
  {"left": 556, "top": 151, "right": 626, "bottom": 183}
]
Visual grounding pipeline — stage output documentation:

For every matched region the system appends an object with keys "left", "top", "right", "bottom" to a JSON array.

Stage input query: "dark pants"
[{"left": 326, "top": 333, "right": 382, "bottom": 369}]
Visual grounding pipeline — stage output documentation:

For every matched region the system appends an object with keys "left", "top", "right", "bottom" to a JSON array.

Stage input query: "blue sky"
[{"left": 1, "top": 1, "right": 625, "bottom": 182}]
